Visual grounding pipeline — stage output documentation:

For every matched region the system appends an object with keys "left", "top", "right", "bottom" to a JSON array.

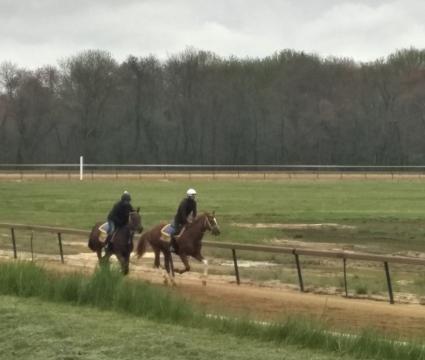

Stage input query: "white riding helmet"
[
  {"left": 121, "top": 190, "right": 131, "bottom": 202},
  {"left": 186, "top": 188, "right": 197, "bottom": 197}
]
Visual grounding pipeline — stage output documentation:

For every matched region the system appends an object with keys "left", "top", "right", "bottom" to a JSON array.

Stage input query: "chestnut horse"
[
  {"left": 88, "top": 209, "right": 143, "bottom": 274},
  {"left": 135, "top": 212, "right": 220, "bottom": 285}
]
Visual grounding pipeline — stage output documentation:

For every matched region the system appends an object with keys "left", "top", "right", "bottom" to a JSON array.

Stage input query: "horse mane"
[
  {"left": 194, "top": 212, "right": 209, "bottom": 222},
  {"left": 183, "top": 212, "right": 209, "bottom": 240}
]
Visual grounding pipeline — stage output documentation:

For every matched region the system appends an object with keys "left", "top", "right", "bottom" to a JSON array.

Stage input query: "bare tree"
[{"left": 59, "top": 50, "right": 118, "bottom": 162}]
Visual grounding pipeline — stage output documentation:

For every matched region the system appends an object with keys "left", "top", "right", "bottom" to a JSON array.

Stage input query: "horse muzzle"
[{"left": 211, "top": 226, "right": 220, "bottom": 236}]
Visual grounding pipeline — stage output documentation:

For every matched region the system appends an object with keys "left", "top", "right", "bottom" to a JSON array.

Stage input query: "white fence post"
[{"left": 80, "top": 156, "right": 84, "bottom": 181}]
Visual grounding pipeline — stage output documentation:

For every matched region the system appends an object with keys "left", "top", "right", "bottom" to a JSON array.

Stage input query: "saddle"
[
  {"left": 98, "top": 222, "right": 130, "bottom": 246},
  {"left": 160, "top": 224, "right": 185, "bottom": 241}
]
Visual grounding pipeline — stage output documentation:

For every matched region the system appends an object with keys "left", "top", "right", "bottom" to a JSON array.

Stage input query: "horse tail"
[{"left": 135, "top": 232, "right": 149, "bottom": 258}]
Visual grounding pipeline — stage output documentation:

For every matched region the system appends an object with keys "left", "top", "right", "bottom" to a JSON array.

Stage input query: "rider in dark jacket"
[
  {"left": 106, "top": 191, "right": 134, "bottom": 246},
  {"left": 170, "top": 188, "right": 197, "bottom": 252}
]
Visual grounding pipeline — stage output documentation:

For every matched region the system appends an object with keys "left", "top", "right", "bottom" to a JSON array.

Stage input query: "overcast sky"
[{"left": 1, "top": 0, "right": 425, "bottom": 69}]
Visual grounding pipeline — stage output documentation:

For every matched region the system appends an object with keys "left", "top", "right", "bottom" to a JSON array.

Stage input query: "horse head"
[
  {"left": 129, "top": 207, "right": 143, "bottom": 233},
  {"left": 203, "top": 211, "right": 220, "bottom": 236}
]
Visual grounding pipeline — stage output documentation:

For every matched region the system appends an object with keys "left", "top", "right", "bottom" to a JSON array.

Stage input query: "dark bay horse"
[
  {"left": 88, "top": 209, "right": 143, "bottom": 275},
  {"left": 135, "top": 212, "right": 220, "bottom": 285}
]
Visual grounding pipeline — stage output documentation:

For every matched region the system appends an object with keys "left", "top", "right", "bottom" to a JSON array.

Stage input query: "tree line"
[{"left": 1, "top": 47, "right": 425, "bottom": 165}]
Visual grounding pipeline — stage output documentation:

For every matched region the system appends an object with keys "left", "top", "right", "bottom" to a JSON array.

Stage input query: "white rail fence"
[{"left": 2, "top": 163, "right": 425, "bottom": 180}]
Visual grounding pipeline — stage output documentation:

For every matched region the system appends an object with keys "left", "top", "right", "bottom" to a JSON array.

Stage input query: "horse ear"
[{"left": 137, "top": 207, "right": 140, "bottom": 213}]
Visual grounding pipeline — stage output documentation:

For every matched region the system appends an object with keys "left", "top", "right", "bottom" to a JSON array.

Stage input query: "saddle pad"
[
  {"left": 160, "top": 224, "right": 174, "bottom": 240},
  {"left": 98, "top": 222, "right": 108, "bottom": 242},
  {"left": 160, "top": 224, "right": 185, "bottom": 240},
  {"left": 99, "top": 222, "right": 109, "bottom": 234}
]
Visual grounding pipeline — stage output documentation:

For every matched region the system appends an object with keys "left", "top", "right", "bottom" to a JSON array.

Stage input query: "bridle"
[{"left": 203, "top": 214, "right": 218, "bottom": 233}]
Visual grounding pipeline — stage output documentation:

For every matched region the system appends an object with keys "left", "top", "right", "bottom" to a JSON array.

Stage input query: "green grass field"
[
  {"left": 2, "top": 294, "right": 354, "bottom": 360},
  {"left": 2, "top": 178, "right": 425, "bottom": 299},
  {"left": 1, "top": 178, "right": 425, "bottom": 251},
  {"left": 1, "top": 262, "right": 424, "bottom": 360}
]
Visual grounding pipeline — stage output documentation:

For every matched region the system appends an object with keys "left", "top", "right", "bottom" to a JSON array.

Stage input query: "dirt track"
[
  {"left": 136, "top": 262, "right": 425, "bottom": 339},
  {"left": 3, "top": 249, "right": 425, "bottom": 339}
]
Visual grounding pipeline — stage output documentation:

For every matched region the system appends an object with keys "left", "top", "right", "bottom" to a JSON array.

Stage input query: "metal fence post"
[
  {"left": 232, "top": 248, "right": 240, "bottom": 285},
  {"left": 11, "top": 227, "right": 17, "bottom": 259},
  {"left": 30, "top": 231, "right": 34, "bottom": 262},
  {"left": 343, "top": 258, "right": 348, "bottom": 297},
  {"left": 293, "top": 250, "right": 304, "bottom": 292},
  {"left": 384, "top": 261, "right": 394, "bottom": 304},
  {"left": 57, "top": 232, "right": 64, "bottom": 263}
]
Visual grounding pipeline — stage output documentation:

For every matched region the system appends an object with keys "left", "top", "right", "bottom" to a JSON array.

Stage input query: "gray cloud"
[{"left": 1, "top": 0, "right": 424, "bottom": 68}]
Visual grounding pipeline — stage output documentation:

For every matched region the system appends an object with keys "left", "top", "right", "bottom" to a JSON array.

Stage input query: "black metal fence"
[{"left": 2, "top": 222, "right": 425, "bottom": 304}]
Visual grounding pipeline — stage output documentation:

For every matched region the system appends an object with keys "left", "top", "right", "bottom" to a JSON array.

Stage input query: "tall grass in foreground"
[
  {"left": 0, "top": 261, "right": 193, "bottom": 323},
  {"left": 1, "top": 261, "right": 424, "bottom": 360}
]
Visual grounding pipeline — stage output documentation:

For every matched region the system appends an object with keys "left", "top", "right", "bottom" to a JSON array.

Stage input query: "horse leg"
[
  {"left": 123, "top": 253, "right": 130, "bottom": 275},
  {"left": 154, "top": 248, "right": 161, "bottom": 268},
  {"left": 194, "top": 254, "right": 208, "bottom": 286},
  {"left": 163, "top": 250, "right": 176, "bottom": 286},
  {"left": 96, "top": 249, "right": 102, "bottom": 261},
  {"left": 100, "top": 249, "right": 112, "bottom": 269},
  {"left": 174, "top": 254, "right": 190, "bottom": 275},
  {"left": 149, "top": 245, "right": 169, "bottom": 284},
  {"left": 160, "top": 266, "right": 172, "bottom": 286},
  {"left": 116, "top": 252, "right": 130, "bottom": 275}
]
